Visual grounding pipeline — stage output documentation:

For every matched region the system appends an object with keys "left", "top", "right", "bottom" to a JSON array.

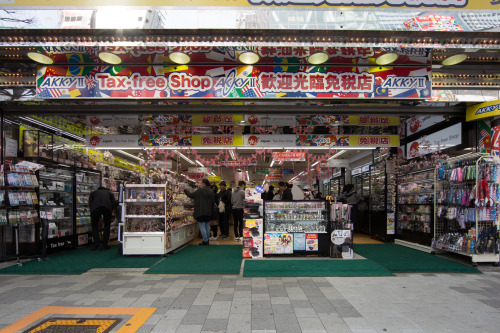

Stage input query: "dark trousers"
[
  {"left": 219, "top": 210, "right": 230, "bottom": 237},
  {"left": 91, "top": 206, "right": 112, "bottom": 248},
  {"left": 232, "top": 208, "right": 244, "bottom": 238}
]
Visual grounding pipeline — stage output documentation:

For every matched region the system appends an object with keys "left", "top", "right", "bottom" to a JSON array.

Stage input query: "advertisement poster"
[
  {"left": 138, "top": 135, "right": 192, "bottom": 147},
  {"left": 407, "top": 122, "right": 462, "bottom": 159},
  {"left": 36, "top": 65, "right": 431, "bottom": 100},
  {"left": 86, "top": 135, "right": 138, "bottom": 148},
  {"left": 264, "top": 233, "right": 293, "bottom": 254},
  {"left": 387, "top": 212, "right": 396, "bottom": 235},
  {"left": 294, "top": 233, "right": 306, "bottom": 251},
  {"left": 244, "top": 135, "right": 296, "bottom": 147},
  {"left": 331, "top": 230, "right": 353, "bottom": 259},
  {"left": 245, "top": 114, "right": 295, "bottom": 126},
  {"left": 306, "top": 234, "right": 318, "bottom": 251},
  {"left": 407, "top": 115, "right": 446, "bottom": 136}
]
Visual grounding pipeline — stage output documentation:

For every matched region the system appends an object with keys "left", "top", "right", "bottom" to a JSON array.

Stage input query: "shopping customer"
[
  {"left": 278, "top": 181, "right": 293, "bottom": 200},
  {"left": 209, "top": 185, "right": 220, "bottom": 241},
  {"left": 184, "top": 179, "right": 215, "bottom": 245},
  {"left": 338, "top": 184, "right": 364, "bottom": 226},
  {"left": 231, "top": 180, "right": 246, "bottom": 241},
  {"left": 89, "top": 186, "right": 118, "bottom": 250},
  {"left": 218, "top": 181, "right": 231, "bottom": 238}
]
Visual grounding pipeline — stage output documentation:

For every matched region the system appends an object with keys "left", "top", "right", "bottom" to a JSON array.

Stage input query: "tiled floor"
[{"left": 0, "top": 263, "right": 499, "bottom": 332}]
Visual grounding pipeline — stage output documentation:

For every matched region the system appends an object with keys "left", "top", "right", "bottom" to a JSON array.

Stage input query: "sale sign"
[{"left": 272, "top": 152, "right": 306, "bottom": 162}]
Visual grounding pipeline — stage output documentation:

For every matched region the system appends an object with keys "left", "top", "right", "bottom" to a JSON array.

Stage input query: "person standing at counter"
[
  {"left": 184, "top": 179, "right": 215, "bottom": 246},
  {"left": 338, "top": 184, "right": 364, "bottom": 226},
  {"left": 279, "top": 181, "right": 293, "bottom": 201},
  {"left": 231, "top": 181, "right": 245, "bottom": 241}
]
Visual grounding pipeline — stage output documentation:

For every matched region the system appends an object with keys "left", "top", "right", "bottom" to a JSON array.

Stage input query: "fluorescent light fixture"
[
  {"left": 442, "top": 54, "right": 467, "bottom": 66},
  {"left": 375, "top": 53, "right": 399, "bottom": 66},
  {"left": 239, "top": 51, "right": 260, "bottom": 65},
  {"left": 328, "top": 150, "right": 346, "bottom": 160},
  {"left": 246, "top": 170, "right": 250, "bottom": 181},
  {"left": 270, "top": 160, "right": 275, "bottom": 167},
  {"left": 307, "top": 52, "right": 329, "bottom": 65},
  {"left": 195, "top": 160, "right": 204, "bottom": 167},
  {"left": 18, "top": 116, "right": 85, "bottom": 142},
  {"left": 98, "top": 52, "right": 122, "bottom": 65},
  {"left": 175, "top": 151, "right": 196, "bottom": 165},
  {"left": 27, "top": 52, "right": 54, "bottom": 65},
  {"left": 169, "top": 52, "right": 190, "bottom": 64},
  {"left": 117, "top": 150, "right": 144, "bottom": 161},
  {"left": 229, "top": 150, "right": 237, "bottom": 160},
  {"left": 311, "top": 161, "right": 320, "bottom": 167}
]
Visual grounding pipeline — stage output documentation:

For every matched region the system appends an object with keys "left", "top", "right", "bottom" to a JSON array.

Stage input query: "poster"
[
  {"left": 272, "top": 152, "right": 306, "bottom": 162},
  {"left": 264, "top": 233, "right": 293, "bottom": 254},
  {"left": 243, "top": 237, "right": 263, "bottom": 259},
  {"left": 306, "top": 234, "right": 318, "bottom": 252},
  {"left": 294, "top": 233, "right": 306, "bottom": 251},
  {"left": 407, "top": 122, "right": 462, "bottom": 159},
  {"left": 387, "top": 212, "right": 395, "bottom": 235},
  {"left": 407, "top": 115, "right": 446, "bottom": 136}
]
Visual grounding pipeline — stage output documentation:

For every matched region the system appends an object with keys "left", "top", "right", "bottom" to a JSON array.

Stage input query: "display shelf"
[
  {"left": 124, "top": 199, "right": 165, "bottom": 203},
  {"left": 124, "top": 215, "right": 165, "bottom": 218},
  {"left": 264, "top": 200, "right": 329, "bottom": 255},
  {"left": 433, "top": 153, "right": 500, "bottom": 266},
  {"left": 74, "top": 169, "right": 101, "bottom": 245}
]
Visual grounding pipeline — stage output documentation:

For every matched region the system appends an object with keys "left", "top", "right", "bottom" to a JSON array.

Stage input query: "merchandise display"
[
  {"left": 243, "top": 186, "right": 264, "bottom": 259},
  {"left": 433, "top": 153, "right": 500, "bottom": 266},
  {"left": 264, "top": 200, "right": 329, "bottom": 256},
  {"left": 75, "top": 170, "right": 101, "bottom": 243},
  {"left": 396, "top": 167, "right": 434, "bottom": 245},
  {"left": 167, "top": 180, "right": 196, "bottom": 250},
  {"left": 330, "top": 203, "right": 354, "bottom": 259}
]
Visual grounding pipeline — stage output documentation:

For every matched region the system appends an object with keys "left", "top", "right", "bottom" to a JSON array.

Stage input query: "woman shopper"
[
  {"left": 338, "top": 184, "right": 364, "bottom": 226},
  {"left": 184, "top": 179, "right": 215, "bottom": 245}
]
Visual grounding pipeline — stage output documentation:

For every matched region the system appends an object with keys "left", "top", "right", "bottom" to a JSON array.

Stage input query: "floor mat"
[
  {"left": 353, "top": 244, "right": 481, "bottom": 273},
  {"left": 0, "top": 246, "right": 119, "bottom": 275},
  {"left": 96, "top": 255, "right": 164, "bottom": 268},
  {"left": 145, "top": 245, "right": 242, "bottom": 275},
  {"left": 242, "top": 259, "right": 394, "bottom": 277}
]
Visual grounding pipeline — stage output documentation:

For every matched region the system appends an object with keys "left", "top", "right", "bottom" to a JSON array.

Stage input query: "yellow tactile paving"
[{"left": 2, "top": 306, "right": 156, "bottom": 333}]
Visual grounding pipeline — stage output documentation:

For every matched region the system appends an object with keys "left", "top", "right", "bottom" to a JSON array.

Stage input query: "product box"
[
  {"left": 243, "top": 237, "right": 263, "bottom": 259},
  {"left": 243, "top": 219, "right": 263, "bottom": 238}
]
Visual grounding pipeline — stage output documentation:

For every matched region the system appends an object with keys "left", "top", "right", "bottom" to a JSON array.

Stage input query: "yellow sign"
[
  {"left": 192, "top": 135, "right": 243, "bottom": 146},
  {"left": 192, "top": 114, "right": 244, "bottom": 126},
  {"left": 209, "top": 176, "right": 222, "bottom": 182},
  {"left": 349, "top": 135, "right": 400, "bottom": 147},
  {"left": 0, "top": 0, "right": 496, "bottom": 9},
  {"left": 466, "top": 100, "right": 500, "bottom": 122}
]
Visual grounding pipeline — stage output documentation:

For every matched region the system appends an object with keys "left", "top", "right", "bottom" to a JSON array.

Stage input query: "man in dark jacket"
[
  {"left": 231, "top": 180, "right": 246, "bottom": 241},
  {"left": 218, "top": 181, "right": 231, "bottom": 239},
  {"left": 184, "top": 178, "right": 215, "bottom": 245},
  {"left": 279, "top": 181, "right": 293, "bottom": 201},
  {"left": 89, "top": 186, "right": 119, "bottom": 250}
]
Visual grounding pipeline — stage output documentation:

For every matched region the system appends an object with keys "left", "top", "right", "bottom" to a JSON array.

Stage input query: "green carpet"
[
  {"left": 145, "top": 245, "right": 242, "bottom": 275},
  {"left": 243, "top": 259, "right": 394, "bottom": 277},
  {"left": 354, "top": 244, "right": 481, "bottom": 273},
  {"left": 96, "top": 255, "right": 163, "bottom": 268},
  {"left": 0, "top": 245, "right": 119, "bottom": 275}
]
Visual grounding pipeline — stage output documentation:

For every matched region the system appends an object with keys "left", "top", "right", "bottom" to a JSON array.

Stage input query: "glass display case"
[
  {"left": 74, "top": 169, "right": 101, "bottom": 245},
  {"left": 329, "top": 170, "right": 345, "bottom": 199},
  {"left": 396, "top": 167, "right": 434, "bottom": 243},
  {"left": 264, "top": 201, "right": 329, "bottom": 255},
  {"left": 38, "top": 165, "right": 74, "bottom": 250}
]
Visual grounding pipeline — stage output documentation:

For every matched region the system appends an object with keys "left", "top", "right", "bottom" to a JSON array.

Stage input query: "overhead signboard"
[
  {"left": 296, "top": 135, "right": 399, "bottom": 147},
  {"left": 320, "top": 159, "right": 349, "bottom": 168},
  {"left": 407, "top": 115, "right": 446, "bottom": 136},
  {"left": 0, "top": 0, "right": 492, "bottom": 10},
  {"left": 86, "top": 135, "right": 137, "bottom": 148},
  {"left": 138, "top": 135, "right": 192, "bottom": 147},
  {"left": 297, "top": 115, "right": 399, "bottom": 126},
  {"left": 192, "top": 135, "right": 243, "bottom": 147},
  {"left": 407, "top": 122, "right": 462, "bottom": 159},
  {"left": 36, "top": 65, "right": 431, "bottom": 100},
  {"left": 272, "top": 152, "right": 306, "bottom": 162},
  {"left": 466, "top": 100, "right": 500, "bottom": 122},
  {"left": 188, "top": 167, "right": 210, "bottom": 173},
  {"left": 244, "top": 135, "right": 296, "bottom": 147}
]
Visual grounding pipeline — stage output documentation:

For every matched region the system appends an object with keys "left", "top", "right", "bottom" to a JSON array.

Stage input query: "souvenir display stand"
[
  {"left": 122, "top": 180, "right": 197, "bottom": 255},
  {"left": 330, "top": 203, "right": 354, "bottom": 259},
  {"left": 433, "top": 153, "right": 500, "bottom": 266},
  {"left": 1, "top": 162, "right": 40, "bottom": 264},
  {"left": 74, "top": 169, "right": 101, "bottom": 246},
  {"left": 396, "top": 167, "right": 434, "bottom": 247},
  {"left": 263, "top": 200, "right": 329, "bottom": 256}
]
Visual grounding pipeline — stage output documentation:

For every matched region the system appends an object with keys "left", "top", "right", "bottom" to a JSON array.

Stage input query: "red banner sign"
[{"left": 272, "top": 152, "right": 306, "bottom": 162}]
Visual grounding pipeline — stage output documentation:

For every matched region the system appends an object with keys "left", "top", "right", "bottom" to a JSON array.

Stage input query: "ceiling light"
[
  {"left": 328, "top": 150, "right": 346, "bottom": 160},
  {"left": 246, "top": 170, "right": 250, "bottom": 181},
  {"left": 98, "top": 52, "right": 122, "bottom": 65},
  {"left": 169, "top": 52, "right": 190, "bottom": 64},
  {"left": 238, "top": 51, "right": 260, "bottom": 65},
  {"left": 175, "top": 151, "right": 196, "bottom": 165},
  {"left": 117, "top": 150, "right": 144, "bottom": 161},
  {"left": 27, "top": 52, "right": 54, "bottom": 65},
  {"left": 442, "top": 54, "right": 468, "bottom": 66},
  {"left": 195, "top": 160, "right": 204, "bottom": 167},
  {"left": 375, "top": 53, "right": 399, "bottom": 66},
  {"left": 307, "top": 52, "right": 329, "bottom": 65},
  {"left": 270, "top": 160, "right": 275, "bottom": 167},
  {"left": 311, "top": 161, "right": 320, "bottom": 167}
]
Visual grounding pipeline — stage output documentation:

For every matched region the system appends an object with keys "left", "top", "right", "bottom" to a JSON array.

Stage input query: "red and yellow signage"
[
  {"left": 36, "top": 65, "right": 431, "bottom": 100},
  {"left": 272, "top": 152, "right": 306, "bottom": 162},
  {"left": 192, "top": 135, "right": 244, "bottom": 146}
]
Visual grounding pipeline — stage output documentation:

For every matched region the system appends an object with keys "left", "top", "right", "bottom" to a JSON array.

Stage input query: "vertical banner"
[
  {"left": 387, "top": 212, "right": 395, "bottom": 235},
  {"left": 478, "top": 120, "right": 491, "bottom": 154},
  {"left": 490, "top": 119, "right": 500, "bottom": 157}
]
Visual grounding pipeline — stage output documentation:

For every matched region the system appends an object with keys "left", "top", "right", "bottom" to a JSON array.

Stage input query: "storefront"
[{"left": 1, "top": 3, "right": 500, "bottom": 266}]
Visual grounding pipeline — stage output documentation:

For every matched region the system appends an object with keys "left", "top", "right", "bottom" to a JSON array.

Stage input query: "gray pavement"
[{"left": 0, "top": 265, "right": 499, "bottom": 332}]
